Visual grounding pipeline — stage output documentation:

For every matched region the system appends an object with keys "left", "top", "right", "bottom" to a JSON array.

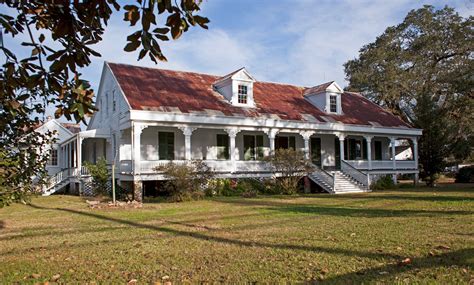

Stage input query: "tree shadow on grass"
[
  {"left": 322, "top": 248, "right": 473, "bottom": 284},
  {"left": 311, "top": 193, "right": 474, "bottom": 203},
  {"left": 215, "top": 199, "right": 473, "bottom": 218},
  {"left": 21, "top": 204, "right": 473, "bottom": 283},
  {"left": 26, "top": 204, "right": 403, "bottom": 261}
]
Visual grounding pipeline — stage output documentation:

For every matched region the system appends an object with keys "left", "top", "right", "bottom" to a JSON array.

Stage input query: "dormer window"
[
  {"left": 304, "top": 81, "right": 343, "bottom": 115},
  {"left": 212, "top": 67, "right": 256, "bottom": 108},
  {"left": 238, "top": 85, "right": 248, "bottom": 104},
  {"left": 329, "top": 95, "right": 337, "bottom": 113}
]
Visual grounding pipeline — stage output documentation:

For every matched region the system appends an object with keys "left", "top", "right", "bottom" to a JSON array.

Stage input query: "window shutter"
[
  {"left": 289, "top": 136, "right": 296, "bottom": 150},
  {"left": 256, "top": 135, "right": 264, "bottom": 159},
  {"left": 363, "top": 139, "right": 368, "bottom": 159}
]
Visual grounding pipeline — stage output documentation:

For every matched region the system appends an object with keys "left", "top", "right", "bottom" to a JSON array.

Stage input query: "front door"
[
  {"left": 335, "top": 138, "right": 341, "bottom": 169},
  {"left": 311, "top": 137, "right": 321, "bottom": 167}
]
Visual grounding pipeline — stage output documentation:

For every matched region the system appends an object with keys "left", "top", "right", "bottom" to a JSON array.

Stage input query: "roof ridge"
[
  {"left": 107, "top": 61, "right": 321, "bottom": 90},
  {"left": 106, "top": 62, "right": 221, "bottom": 79}
]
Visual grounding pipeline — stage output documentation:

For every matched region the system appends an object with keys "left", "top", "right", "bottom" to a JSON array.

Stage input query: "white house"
[
  {"left": 44, "top": 62, "right": 422, "bottom": 200},
  {"left": 34, "top": 117, "right": 81, "bottom": 176}
]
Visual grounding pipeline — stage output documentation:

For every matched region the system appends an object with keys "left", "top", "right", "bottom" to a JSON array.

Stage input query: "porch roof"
[{"left": 108, "top": 62, "right": 412, "bottom": 129}]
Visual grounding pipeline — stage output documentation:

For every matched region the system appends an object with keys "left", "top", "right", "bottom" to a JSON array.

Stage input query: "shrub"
[
  {"left": 205, "top": 179, "right": 233, "bottom": 197},
  {"left": 264, "top": 148, "right": 314, "bottom": 195},
  {"left": 370, "top": 175, "right": 396, "bottom": 190},
  {"left": 155, "top": 160, "right": 213, "bottom": 202},
  {"left": 235, "top": 178, "right": 261, "bottom": 198},
  {"left": 456, "top": 166, "right": 474, "bottom": 183},
  {"left": 84, "top": 157, "right": 109, "bottom": 196}
]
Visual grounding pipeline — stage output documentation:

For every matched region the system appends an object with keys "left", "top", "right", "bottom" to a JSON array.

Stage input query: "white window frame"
[
  {"left": 237, "top": 85, "right": 248, "bottom": 104},
  {"left": 329, "top": 95, "right": 338, "bottom": 113}
]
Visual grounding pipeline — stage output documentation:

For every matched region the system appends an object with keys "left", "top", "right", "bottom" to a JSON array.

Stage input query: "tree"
[
  {"left": 265, "top": 148, "right": 314, "bottom": 194},
  {"left": 0, "top": 0, "right": 209, "bottom": 206},
  {"left": 344, "top": 5, "right": 473, "bottom": 185}
]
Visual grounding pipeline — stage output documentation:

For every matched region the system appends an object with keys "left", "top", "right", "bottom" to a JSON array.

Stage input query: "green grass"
[{"left": 1, "top": 185, "right": 473, "bottom": 284}]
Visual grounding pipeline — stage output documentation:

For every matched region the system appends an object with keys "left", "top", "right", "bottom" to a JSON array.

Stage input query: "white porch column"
[
  {"left": 265, "top": 128, "right": 279, "bottom": 154},
  {"left": 301, "top": 131, "right": 315, "bottom": 160},
  {"left": 132, "top": 123, "right": 146, "bottom": 174},
  {"left": 77, "top": 136, "right": 84, "bottom": 174},
  {"left": 412, "top": 137, "right": 419, "bottom": 185},
  {"left": 225, "top": 128, "right": 240, "bottom": 172},
  {"left": 390, "top": 137, "right": 397, "bottom": 170},
  {"left": 179, "top": 126, "right": 197, "bottom": 160},
  {"left": 365, "top": 136, "right": 373, "bottom": 170},
  {"left": 337, "top": 133, "right": 346, "bottom": 161},
  {"left": 412, "top": 137, "right": 419, "bottom": 168}
]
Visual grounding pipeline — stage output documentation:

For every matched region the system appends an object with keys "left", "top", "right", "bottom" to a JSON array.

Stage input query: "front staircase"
[
  {"left": 308, "top": 161, "right": 370, "bottom": 194},
  {"left": 42, "top": 167, "right": 90, "bottom": 196}
]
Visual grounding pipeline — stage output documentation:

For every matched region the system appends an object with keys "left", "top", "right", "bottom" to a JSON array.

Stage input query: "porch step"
[
  {"left": 333, "top": 171, "right": 369, "bottom": 194},
  {"left": 42, "top": 180, "right": 68, "bottom": 196},
  {"left": 308, "top": 169, "right": 370, "bottom": 194}
]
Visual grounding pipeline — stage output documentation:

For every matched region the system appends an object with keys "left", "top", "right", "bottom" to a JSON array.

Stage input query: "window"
[
  {"left": 112, "top": 91, "right": 116, "bottom": 112},
  {"left": 329, "top": 95, "right": 337, "bottom": 113},
  {"left": 216, "top": 134, "right": 229, "bottom": 160},
  {"left": 238, "top": 85, "right": 248, "bottom": 104},
  {"left": 275, "top": 136, "right": 296, "bottom": 150},
  {"left": 311, "top": 138, "right": 321, "bottom": 166},
  {"left": 159, "top": 132, "right": 174, "bottom": 160},
  {"left": 243, "top": 135, "right": 264, "bottom": 160},
  {"left": 346, "top": 138, "right": 363, "bottom": 160},
  {"left": 48, "top": 148, "right": 58, "bottom": 166}
]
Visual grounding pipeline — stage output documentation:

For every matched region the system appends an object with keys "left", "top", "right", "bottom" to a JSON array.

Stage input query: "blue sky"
[{"left": 2, "top": 0, "right": 473, "bottom": 123}]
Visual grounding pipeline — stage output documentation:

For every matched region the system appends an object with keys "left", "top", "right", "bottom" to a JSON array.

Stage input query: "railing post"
[{"left": 332, "top": 171, "right": 336, "bottom": 192}]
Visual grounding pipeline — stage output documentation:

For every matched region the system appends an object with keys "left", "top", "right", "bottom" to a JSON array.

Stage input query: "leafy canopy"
[
  {"left": 0, "top": 0, "right": 209, "bottom": 206},
  {"left": 344, "top": 5, "right": 473, "bottom": 184}
]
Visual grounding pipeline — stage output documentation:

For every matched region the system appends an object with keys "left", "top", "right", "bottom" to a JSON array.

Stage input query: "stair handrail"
[
  {"left": 310, "top": 163, "right": 334, "bottom": 190},
  {"left": 45, "top": 168, "right": 68, "bottom": 192},
  {"left": 341, "top": 160, "right": 369, "bottom": 187}
]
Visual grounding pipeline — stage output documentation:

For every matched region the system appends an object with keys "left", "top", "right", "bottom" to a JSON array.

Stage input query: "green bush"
[
  {"left": 456, "top": 166, "right": 474, "bottom": 183},
  {"left": 155, "top": 160, "right": 213, "bottom": 202},
  {"left": 370, "top": 175, "right": 396, "bottom": 190},
  {"left": 264, "top": 148, "right": 314, "bottom": 195},
  {"left": 397, "top": 183, "right": 413, "bottom": 189},
  {"left": 205, "top": 179, "right": 233, "bottom": 197},
  {"left": 84, "top": 157, "right": 109, "bottom": 196},
  {"left": 235, "top": 179, "right": 261, "bottom": 198}
]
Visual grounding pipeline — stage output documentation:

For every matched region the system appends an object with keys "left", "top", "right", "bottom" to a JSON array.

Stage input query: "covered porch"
[{"left": 118, "top": 123, "right": 419, "bottom": 176}]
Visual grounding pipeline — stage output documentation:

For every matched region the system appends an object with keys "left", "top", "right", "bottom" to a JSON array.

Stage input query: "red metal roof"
[
  {"left": 303, "top": 81, "right": 334, "bottom": 96},
  {"left": 108, "top": 63, "right": 411, "bottom": 128}
]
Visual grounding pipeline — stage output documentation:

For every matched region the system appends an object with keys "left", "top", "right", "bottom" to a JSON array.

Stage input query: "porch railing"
[
  {"left": 121, "top": 159, "right": 271, "bottom": 174},
  {"left": 345, "top": 160, "right": 417, "bottom": 170}
]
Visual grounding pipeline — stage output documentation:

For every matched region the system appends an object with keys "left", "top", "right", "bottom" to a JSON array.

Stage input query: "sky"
[{"left": 2, "top": 0, "right": 473, "bottom": 124}]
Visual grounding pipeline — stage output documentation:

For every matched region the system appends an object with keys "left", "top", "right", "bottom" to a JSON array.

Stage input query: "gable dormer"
[
  {"left": 304, "top": 81, "right": 343, "bottom": 115},
  {"left": 213, "top": 67, "right": 256, "bottom": 108}
]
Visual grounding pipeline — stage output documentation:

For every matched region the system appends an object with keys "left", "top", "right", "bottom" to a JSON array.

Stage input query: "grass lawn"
[{"left": 1, "top": 185, "right": 473, "bottom": 284}]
